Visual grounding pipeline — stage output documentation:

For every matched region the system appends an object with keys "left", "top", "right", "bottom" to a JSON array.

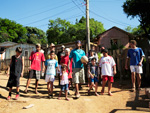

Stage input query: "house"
[
  {"left": 97, "top": 26, "right": 134, "bottom": 49},
  {"left": 0, "top": 41, "right": 36, "bottom": 60}
]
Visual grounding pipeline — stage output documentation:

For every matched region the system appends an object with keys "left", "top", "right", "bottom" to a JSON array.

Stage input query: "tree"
[
  {"left": 0, "top": 18, "right": 28, "bottom": 43},
  {"left": 46, "top": 17, "right": 105, "bottom": 44},
  {"left": 25, "top": 26, "right": 47, "bottom": 44},
  {"left": 122, "top": 0, "right": 150, "bottom": 40},
  {"left": 125, "top": 25, "right": 145, "bottom": 36},
  {"left": 46, "top": 18, "right": 71, "bottom": 44}
]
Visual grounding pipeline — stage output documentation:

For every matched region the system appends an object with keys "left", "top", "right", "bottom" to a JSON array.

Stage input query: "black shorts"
[{"left": 28, "top": 70, "right": 40, "bottom": 80}]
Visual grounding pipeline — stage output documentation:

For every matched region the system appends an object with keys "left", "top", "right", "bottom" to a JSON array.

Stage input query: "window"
[{"left": 24, "top": 50, "right": 29, "bottom": 58}]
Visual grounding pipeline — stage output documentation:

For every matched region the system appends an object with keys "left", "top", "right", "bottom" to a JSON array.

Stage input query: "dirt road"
[{"left": 0, "top": 72, "right": 149, "bottom": 113}]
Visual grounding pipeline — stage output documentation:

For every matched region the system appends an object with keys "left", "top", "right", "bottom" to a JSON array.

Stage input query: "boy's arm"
[
  {"left": 7, "top": 57, "right": 12, "bottom": 77},
  {"left": 42, "top": 61, "right": 45, "bottom": 72},
  {"left": 68, "top": 59, "right": 70, "bottom": 72},
  {"left": 21, "top": 56, "right": 24, "bottom": 77},
  {"left": 113, "top": 65, "right": 117, "bottom": 75},
  {"left": 139, "top": 56, "right": 144, "bottom": 66},
  {"left": 88, "top": 66, "right": 94, "bottom": 78},
  {"left": 125, "top": 58, "right": 129, "bottom": 70}
]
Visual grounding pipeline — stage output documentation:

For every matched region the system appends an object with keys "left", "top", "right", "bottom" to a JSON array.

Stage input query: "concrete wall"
[{"left": 5, "top": 44, "right": 35, "bottom": 59}]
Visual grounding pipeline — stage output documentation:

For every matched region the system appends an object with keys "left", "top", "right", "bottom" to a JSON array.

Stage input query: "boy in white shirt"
[
  {"left": 45, "top": 51, "right": 59, "bottom": 99},
  {"left": 99, "top": 49, "right": 116, "bottom": 96},
  {"left": 58, "top": 64, "right": 69, "bottom": 101}
]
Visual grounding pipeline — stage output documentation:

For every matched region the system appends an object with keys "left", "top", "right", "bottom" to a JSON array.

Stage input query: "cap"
[
  {"left": 61, "top": 45, "right": 65, "bottom": 48},
  {"left": 65, "top": 48, "right": 70, "bottom": 52},
  {"left": 36, "top": 43, "right": 41, "bottom": 47},
  {"left": 76, "top": 40, "right": 81, "bottom": 44},
  {"left": 49, "top": 43, "right": 55, "bottom": 48},
  {"left": 101, "top": 49, "right": 108, "bottom": 53}
]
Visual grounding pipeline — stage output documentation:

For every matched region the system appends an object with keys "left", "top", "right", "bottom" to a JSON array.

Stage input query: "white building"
[{"left": 0, "top": 41, "right": 36, "bottom": 60}]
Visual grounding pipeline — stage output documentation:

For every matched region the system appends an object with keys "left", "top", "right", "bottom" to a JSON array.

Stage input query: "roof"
[
  {"left": 0, "top": 41, "right": 35, "bottom": 48},
  {"left": 97, "top": 26, "right": 134, "bottom": 39},
  {"left": 0, "top": 41, "right": 17, "bottom": 47}
]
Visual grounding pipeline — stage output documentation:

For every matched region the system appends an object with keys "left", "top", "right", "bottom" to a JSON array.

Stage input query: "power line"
[
  {"left": 35, "top": 14, "right": 83, "bottom": 28},
  {"left": 90, "top": 2, "right": 136, "bottom": 27},
  {"left": 24, "top": 6, "right": 77, "bottom": 26},
  {"left": 72, "top": 0, "right": 85, "bottom": 14},
  {"left": 90, "top": 10, "right": 131, "bottom": 27},
  {"left": 16, "top": 2, "right": 72, "bottom": 21}
]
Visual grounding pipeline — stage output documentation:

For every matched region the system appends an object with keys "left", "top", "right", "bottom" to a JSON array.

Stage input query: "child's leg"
[
  {"left": 16, "top": 87, "right": 19, "bottom": 94},
  {"left": 8, "top": 87, "right": 12, "bottom": 96},
  {"left": 50, "top": 82, "right": 53, "bottom": 95},
  {"left": 88, "top": 78, "right": 90, "bottom": 87},
  {"left": 47, "top": 82, "right": 50, "bottom": 94},
  {"left": 35, "top": 79, "right": 39, "bottom": 94},
  {"left": 95, "top": 82, "right": 98, "bottom": 94},
  {"left": 58, "top": 91, "right": 62, "bottom": 97},
  {"left": 101, "top": 81, "right": 107, "bottom": 93},
  {"left": 108, "top": 81, "right": 112, "bottom": 95},
  {"left": 25, "top": 78, "right": 31, "bottom": 92},
  {"left": 136, "top": 73, "right": 141, "bottom": 89},
  {"left": 131, "top": 72, "right": 136, "bottom": 88}
]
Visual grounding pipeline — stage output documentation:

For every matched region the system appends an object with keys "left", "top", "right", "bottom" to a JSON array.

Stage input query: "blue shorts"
[
  {"left": 91, "top": 77, "right": 99, "bottom": 83},
  {"left": 61, "top": 84, "right": 68, "bottom": 91}
]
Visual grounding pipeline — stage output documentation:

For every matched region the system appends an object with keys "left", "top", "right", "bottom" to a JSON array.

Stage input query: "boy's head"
[
  {"left": 16, "top": 47, "right": 22, "bottom": 56},
  {"left": 91, "top": 57, "right": 96, "bottom": 65},
  {"left": 50, "top": 51, "right": 55, "bottom": 59},
  {"left": 101, "top": 49, "right": 108, "bottom": 56},
  {"left": 61, "top": 64, "right": 67, "bottom": 71},
  {"left": 36, "top": 43, "right": 41, "bottom": 51},
  {"left": 89, "top": 50, "right": 94, "bottom": 56},
  {"left": 76, "top": 40, "right": 82, "bottom": 48},
  {"left": 129, "top": 40, "right": 137, "bottom": 48},
  {"left": 65, "top": 48, "right": 70, "bottom": 56}
]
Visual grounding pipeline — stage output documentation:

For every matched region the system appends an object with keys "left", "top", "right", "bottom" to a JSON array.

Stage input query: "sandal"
[
  {"left": 65, "top": 98, "right": 70, "bottom": 101},
  {"left": 95, "top": 93, "right": 99, "bottom": 96},
  {"left": 108, "top": 92, "right": 113, "bottom": 96},
  {"left": 57, "top": 97, "right": 61, "bottom": 100},
  {"left": 131, "top": 87, "right": 135, "bottom": 92},
  {"left": 100, "top": 90, "right": 104, "bottom": 95},
  {"left": 24, "top": 89, "right": 28, "bottom": 94}
]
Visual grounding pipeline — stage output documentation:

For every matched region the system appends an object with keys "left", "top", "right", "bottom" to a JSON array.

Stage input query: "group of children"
[{"left": 6, "top": 40, "right": 144, "bottom": 101}]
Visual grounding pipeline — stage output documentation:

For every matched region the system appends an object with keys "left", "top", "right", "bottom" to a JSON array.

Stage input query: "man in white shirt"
[{"left": 99, "top": 49, "right": 116, "bottom": 96}]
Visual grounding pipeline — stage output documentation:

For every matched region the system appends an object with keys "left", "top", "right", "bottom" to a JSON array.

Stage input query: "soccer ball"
[{"left": 81, "top": 56, "right": 88, "bottom": 64}]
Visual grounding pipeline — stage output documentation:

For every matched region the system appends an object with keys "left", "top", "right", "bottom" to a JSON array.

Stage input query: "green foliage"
[
  {"left": 46, "top": 16, "right": 105, "bottom": 44},
  {"left": 25, "top": 26, "right": 47, "bottom": 44},
  {"left": 0, "top": 18, "right": 47, "bottom": 44},
  {"left": 125, "top": 25, "right": 145, "bottom": 36},
  {"left": 0, "top": 18, "right": 28, "bottom": 43},
  {"left": 122, "top": 0, "right": 150, "bottom": 40}
]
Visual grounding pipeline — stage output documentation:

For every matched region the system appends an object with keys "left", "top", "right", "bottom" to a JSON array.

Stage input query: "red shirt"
[
  {"left": 29, "top": 51, "right": 45, "bottom": 71},
  {"left": 60, "top": 55, "right": 72, "bottom": 73}
]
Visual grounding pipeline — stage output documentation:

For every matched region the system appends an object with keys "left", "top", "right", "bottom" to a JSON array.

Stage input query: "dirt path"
[{"left": 0, "top": 72, "right": 149, "bottom": 113}]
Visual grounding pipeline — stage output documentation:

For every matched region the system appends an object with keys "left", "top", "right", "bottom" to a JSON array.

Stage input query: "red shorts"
[{"left": 102, "top": 75, "right": 114, "bottom": 83}]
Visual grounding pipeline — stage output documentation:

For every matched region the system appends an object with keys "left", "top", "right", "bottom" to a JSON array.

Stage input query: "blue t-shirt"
[
  {"left": 69, "top": 49, "right": 85, "bottom": 68},
  {"left": 127, "top": 47, "right": 145, "bottom": 66},
  {"left": 45, "top": 59, "right": 58, "bottom": 75}
]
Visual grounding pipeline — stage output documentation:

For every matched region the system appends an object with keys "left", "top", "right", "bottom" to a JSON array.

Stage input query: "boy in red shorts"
[{"left": 99, "top": 49, "right": 116, "bottom": 96}]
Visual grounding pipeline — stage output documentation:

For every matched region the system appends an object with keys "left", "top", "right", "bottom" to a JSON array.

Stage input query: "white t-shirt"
[
  {"left": 45, "top": 59, "right": 58, "bottom": 76},
  {"left": 99, "top": 56, "right": 116, "bottom": 76},
  {"left": 60, "top": 72, "right": 69, "bottom": 85}
]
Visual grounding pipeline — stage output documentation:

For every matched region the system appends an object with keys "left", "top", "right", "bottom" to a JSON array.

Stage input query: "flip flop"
[
  {"left": 57, "top": 97, "right": 61, "bottom": 100},
  {"left": 65, "top": 98, "right": 70, "bottom": 101},
  {"left": 24, "top": 89, "right": 28, "bottom": 94},
  {"left": 76, "top": 94, "right": 80, "bottom": 98},
  {"left": 95, "top": 93, "right": 99, "bottom": 96},
  {"left": 108, "top": 92, "right": 113, "bottom": 96}
]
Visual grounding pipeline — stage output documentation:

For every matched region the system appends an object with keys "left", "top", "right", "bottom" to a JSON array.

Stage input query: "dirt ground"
[{"left": 0, "top": 72, "right": 149, "bottom": 113}]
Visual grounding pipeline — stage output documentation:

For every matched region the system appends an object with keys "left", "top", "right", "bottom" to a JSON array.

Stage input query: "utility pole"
[{"left": 86, "top": 0, "right": 90, "bottom": 54}]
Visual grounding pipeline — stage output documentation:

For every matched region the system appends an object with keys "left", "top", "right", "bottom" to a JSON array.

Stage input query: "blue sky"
[{"left": 0, "top": 0, "right": 140, "bottom": 32}]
